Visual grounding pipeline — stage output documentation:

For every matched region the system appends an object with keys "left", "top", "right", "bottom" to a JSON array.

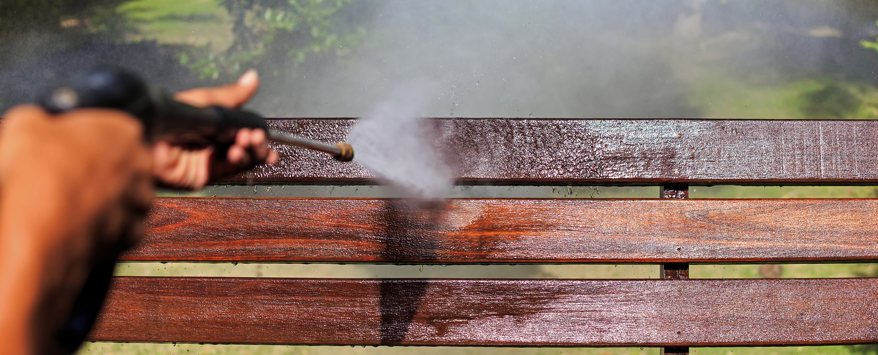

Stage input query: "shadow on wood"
[{"left": 378, "top": 200, "right": 446, "bottom": 344}]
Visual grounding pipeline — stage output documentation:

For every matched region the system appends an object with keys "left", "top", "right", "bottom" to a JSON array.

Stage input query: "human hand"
[
  {"left": 151, "top": 70, "right": 279, "bottom": 190},
  {"left": 0, "top": 105, "right": 153, "bottom": 354}
]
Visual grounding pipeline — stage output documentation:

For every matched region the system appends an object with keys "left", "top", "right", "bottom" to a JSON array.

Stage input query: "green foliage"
[
  {"left": 0, "top": 0, "right": 128, "bottom": 39},
  {"left": 0, "top": 0, "right": 365, "bottom": 109},
  {"left": 180, "top": 0, "right": 364, "bottom": 81},
  {"left": 117, "top": 0, "right": 233, "bottom": 50},
  {"left": 861, "top": 21, "right": 878, "bottom": 53}
]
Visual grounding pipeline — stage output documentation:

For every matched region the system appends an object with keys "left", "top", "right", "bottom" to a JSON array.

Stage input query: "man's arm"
[
  {"left": 0, "top": 106, "right": 153, "bottom": 354},
  {"left": 0, "top": 70, "right": 278, "bottom": 354}
]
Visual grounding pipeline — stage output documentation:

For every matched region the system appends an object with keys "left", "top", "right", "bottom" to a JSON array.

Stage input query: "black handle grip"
[
  {"left": 39, "top": 66, "right": 151, "bottom": 115},
  {"left": 39, "top": 66, "right": 267, "bottom": 145}
]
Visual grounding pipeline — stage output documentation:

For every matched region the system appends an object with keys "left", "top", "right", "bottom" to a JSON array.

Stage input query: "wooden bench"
[{"left": 89, "top": 118, "right": 878, "bottom": 354}]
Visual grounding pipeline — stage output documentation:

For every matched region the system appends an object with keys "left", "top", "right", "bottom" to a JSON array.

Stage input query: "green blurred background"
[{"left": 5, "top": 0, "right": 878, "bottom": 354}]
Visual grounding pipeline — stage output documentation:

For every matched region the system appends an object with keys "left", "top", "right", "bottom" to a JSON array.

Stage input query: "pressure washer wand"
[
  {"left": 268, "top": 130, "right": 354, "bottom": 161},
  {"left": 39, "top": 66, "right": 355, "bottom": 161}
]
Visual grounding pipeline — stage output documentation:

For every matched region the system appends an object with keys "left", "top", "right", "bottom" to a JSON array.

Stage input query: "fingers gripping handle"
[
  {"left": 38, "top": 66, "right": 267, "bottom": 144},
  {"left": 38, "top": 66, "right": 353, "bottom": 161}
]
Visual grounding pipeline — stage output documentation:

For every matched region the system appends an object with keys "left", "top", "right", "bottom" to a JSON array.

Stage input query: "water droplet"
[{"left": 529, "top": 113, "right": 534, "bottom": 118}]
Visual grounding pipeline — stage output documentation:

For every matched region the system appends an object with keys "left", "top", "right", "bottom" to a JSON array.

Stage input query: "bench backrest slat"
[
  {"left": 126, "top": 197, "right": 878, "bottom": 263},
  {"left": 92, "top": 277, "right": 878, "bottom": 346},
  {"left": 246, "top": 119, "right": 878, "bottom": 184}
]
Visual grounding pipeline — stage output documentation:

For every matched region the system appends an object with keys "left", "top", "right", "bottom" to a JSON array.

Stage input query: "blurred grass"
[
  {"left": 693, "top": 347, "right": 877, "bottom": 355},
  {"left": 112, "top": 263, "right": 660, "bottom": 279},
  {"left": 117, "top": 0, "right": 233, "bottom": 52},
  {"left": 689, "top": 66, "right": 878, "bottom": 119},
  {"left": 691, "top": 185, "right": 878, "bottom": 199}
]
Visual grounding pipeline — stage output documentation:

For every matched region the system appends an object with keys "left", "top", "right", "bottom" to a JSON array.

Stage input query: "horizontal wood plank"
[
  {"left": 124, "top": 198, "right": 878, "bottom": 263},
  {"left": 89, "top": 277, "right": 878, "bottom": 346},
  {"left": 240, "top": 119, "right": 878, "bottom": 184}
]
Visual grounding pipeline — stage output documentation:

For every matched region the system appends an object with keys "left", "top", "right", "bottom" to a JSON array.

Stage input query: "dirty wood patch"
[
  {"left": 123, "top": 197, "right": 878, "bottom": 263},
  {"left": 237, "top": 118, "right": 878, "bottom": 184},
  {"left": 89, "top": 277, "right": 878, "bottom": 346}
]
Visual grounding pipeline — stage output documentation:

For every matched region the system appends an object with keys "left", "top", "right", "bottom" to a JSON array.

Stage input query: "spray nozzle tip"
[{"left": 334, "top": 142, "right": 355, "bottom": 162}]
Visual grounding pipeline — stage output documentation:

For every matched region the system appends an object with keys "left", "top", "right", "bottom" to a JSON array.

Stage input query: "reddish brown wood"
[
  {"left": 660, "top": 185, "right": 690, "bottom": 355},
  {"left": 89, "top": 277, "right": 878, "bottom": 346},
  {"left": 124, "top": 197, "right": 878, "bottom": 263},
  {"left": 239, "top": 118, "right": 878, "bottom": 184}
]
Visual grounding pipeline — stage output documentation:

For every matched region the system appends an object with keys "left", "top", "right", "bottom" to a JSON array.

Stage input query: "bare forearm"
[
  {"left": 0, "top": 71, "right": 273, "bottom": 354},
  {"left": 0, "top": 107, "right": 151, "bottom": 354},
  {"left": 0, "top": 181, "right": 76, "bottom": 354},
  {"left": 0, "top": 231, "right": 43, "bottom": 354}
]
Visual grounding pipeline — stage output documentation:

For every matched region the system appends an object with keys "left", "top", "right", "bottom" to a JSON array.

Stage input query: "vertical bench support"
[{"left": 660, "top": 184, "right": 689, "bottom": 355}]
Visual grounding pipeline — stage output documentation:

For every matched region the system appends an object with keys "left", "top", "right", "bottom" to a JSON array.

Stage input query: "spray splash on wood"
[{"left": 349, "top": 81, "right": 453, "bottom": 199}]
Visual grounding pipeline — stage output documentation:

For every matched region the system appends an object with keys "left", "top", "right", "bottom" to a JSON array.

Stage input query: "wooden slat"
[
  {"left": 89, "top": 277, "right": 878, "bottom": 346},
  {"left": 124, "top": 197, "right": 878, "bottom": 263},
  {"left": 242, "top": 118, "right": 878, "bottom": 184}
]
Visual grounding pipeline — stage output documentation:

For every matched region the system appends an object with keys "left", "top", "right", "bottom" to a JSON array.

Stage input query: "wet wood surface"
[
  {"left": 123, "top": 197, "right": 878, "bottom": 263},
  {"left": 239, "top": 118, "right": 878, "bottom": 184},
  {"left": 89, "top": 277, "right": 878, "bottom": 346}
]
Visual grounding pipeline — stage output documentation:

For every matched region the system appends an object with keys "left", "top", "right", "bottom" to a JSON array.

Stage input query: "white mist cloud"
[{"left": 348, "top": 79, "right": 454, "bottom": 199}]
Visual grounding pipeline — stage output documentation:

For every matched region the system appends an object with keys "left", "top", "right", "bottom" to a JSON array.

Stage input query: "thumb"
[{"left": 174, "top": 69, "right": 260, "bottom": 108}]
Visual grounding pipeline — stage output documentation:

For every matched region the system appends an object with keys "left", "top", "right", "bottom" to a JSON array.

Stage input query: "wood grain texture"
[
  {"left": 124, "top": 197, "right": 878, "bottom": 263},
  {"left": 239, "top": 118, "right": 878, "bottom": 184},
  {"left": 89, "top": 277, "right": 878, "bottom": 346}
]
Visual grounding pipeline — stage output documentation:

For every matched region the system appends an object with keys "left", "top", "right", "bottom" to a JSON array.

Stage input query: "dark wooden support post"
[
  {"left": 660, "top": 183, "right": 690, "bottom": 200},
  {"left": 662, "top": 347, "right": 690, "bottom": 355},
  {"left": 660, "top": 184, "right": 689, "bottom": 355}
]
